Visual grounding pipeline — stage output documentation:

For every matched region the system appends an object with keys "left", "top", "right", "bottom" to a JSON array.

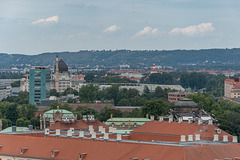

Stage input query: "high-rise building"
[
  {"left": 29, "top": 67, "right": 50, "bottom": 105},
  {"left": 54, "top": 56, "right": 70, "bottom": 93}
]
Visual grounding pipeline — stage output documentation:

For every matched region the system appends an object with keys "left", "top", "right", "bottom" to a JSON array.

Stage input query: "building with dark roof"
[
  {"left": 170, "top": 98, "right": 215, "bottom": 123},
  {"left": 54, "top": 56, "right": 71, "bottom": 93}
]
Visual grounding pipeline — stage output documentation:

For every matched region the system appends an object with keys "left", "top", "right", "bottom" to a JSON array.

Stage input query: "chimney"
[
  {"left": 180, "top": 135, "right": 186, "bottom": 142},
  {"left": 150, "top": 115, "right": 154, "bottom": 121},
  {"left": 55, "top": 129, "right": 60, "bottom": 138},
  {"left": 99, "top": 126, "right": 103, "bottom": 132},
  {"left": 89, "top": 129, "right": 94, "bottom": 134},
  {"left": 83, "top": 115, "right": 87, "bottom": 122},
  {"left": 188, "top": 118, "right": 192, "bottom": 124},
  {"left": 159, "top": 116, "right": 164, "bottom": 122},
  {"left": 70, "top": 128, "right": 74, "bottom": 133},
  {"left": 112, "top": 128, "right": 117, "bottom": 133},
  {"left": 67, "top": 130, "right": 72, "bottom": 139},
  {"left": 108, "top": 127, "right": 113, "bottom": 133},
  {"left": 213, "top": 134, "right": 219, "bottom": 141},
  {"left": 79, "top": 131, "right": 84, "bottom": 140},
  {"left": 195, "top": 134, "right": 201, "bottom": 141},
  {"left": 28, "top": 125, "right": 33, "bottom": 131},
  {"left": 91, "top": 132, "right": 96, "bottom": 140},
  {"left": 178, "top": 117, "right": 183, "bottom": 123},
  {"left": 208, "top": 119, "right": 213, "bottom": 126},
  {"left": 233, "top": 136, "right": 238, "bottom": 143},
  {"left": 169, "top": 116, "right": 173, "bottom": 123},
  {"left": 44, "top": 128, "right": 49, "bottom": 137},
  {"left": 223, "top": 135, "right": 228, "bottom": 142},
  {"left": 12, "top": 126, "right": 16, "bottom": 132},
  {"left": 198, "top": 118, "right": 202, "bottom": 125},
  {"left": 104, "top": 133, "right": 109, "bottom": 142},
  {"left": 0, "top": 120, "right": 2, "bottom": 131},
  {"left": 117, "top": 133, "right": 122, "bottom": 142},
  {"left": 188, "top": 135, "right": 193, "bottom": 141},
  {"left": 101, "top": 128, "right": 106, "bottom": 134},
  {"left": 88, "top": 115, "right": 95, "bottom": 122},
  {"left": 89, "top": 125, "right": 93, "bottom": 130}
]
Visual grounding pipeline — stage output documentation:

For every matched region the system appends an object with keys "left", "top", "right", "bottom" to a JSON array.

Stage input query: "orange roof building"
[
  {"left": 48, "top": 119, "right": 108, "bottom": 131},
  {"left": 0, "top": 132, "right": 239, "bottom": 160},
  {"left": 130, "top": 120, "right": 232, "bottom": 142}
]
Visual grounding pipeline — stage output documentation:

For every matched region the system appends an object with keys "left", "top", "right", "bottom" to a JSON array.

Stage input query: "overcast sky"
[{"left": 1, "top": 0, "right": 240, "bottom": 54}]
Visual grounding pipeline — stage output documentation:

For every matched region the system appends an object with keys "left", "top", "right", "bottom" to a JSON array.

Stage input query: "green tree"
[
  {"left": 16, "top": 118, "right": 25, "bottom": 127},
  {"left": 1, "top": 119, "right": 8, "bottom": 129},
  {"left": 11, "top": 81, "right": 20, "bottom": 87},
  {"left": 6, "top": 104, "right": 18, "bottom": 124},
  {"left": 154, "top": 86, "right": 165, "bottom": 98},
  {"left": 85, "top": 72, "right": 95, "bottom": 82},
  {"left": 141, "top": 99, "right": 171, "bottom": 119},
  {"left": 79, "top": 84, "right": 99, "bottom": 103}
]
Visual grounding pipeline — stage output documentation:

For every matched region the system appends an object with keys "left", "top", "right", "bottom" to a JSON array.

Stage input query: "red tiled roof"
[
  {"left": 130, "top": 121, "right": 232, "bottom": 141},
  {"left": 48, "top": 120, "right": 108, "bottom": 130},
  {"left": 0, "top": 134, "right": 239, "bottom": 160}
]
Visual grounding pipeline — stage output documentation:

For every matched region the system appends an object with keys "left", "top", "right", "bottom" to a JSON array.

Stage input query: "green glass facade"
[{"left": 29, "top": 67, "right": 50, "bottom": 105}]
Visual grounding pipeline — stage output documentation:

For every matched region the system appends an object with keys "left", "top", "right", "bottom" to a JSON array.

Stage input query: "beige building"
[{"left": 224, "top": 78, "right": 240, "bottom": 99}]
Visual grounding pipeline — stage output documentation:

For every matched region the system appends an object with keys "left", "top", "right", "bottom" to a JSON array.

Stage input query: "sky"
[{"left": 1, "top": 0, "right": 240, "bottom": 55}]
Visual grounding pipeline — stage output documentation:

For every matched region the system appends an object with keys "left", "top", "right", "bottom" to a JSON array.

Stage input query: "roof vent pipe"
[
  {"left": 28, "top": 125, "right": 33, "bottom": 131},
  {"left": 12, "top": 126, "right": 16, "bottom": 132},
  {"left": 169, "top": 116, "right": 173, "bottom": 123}
]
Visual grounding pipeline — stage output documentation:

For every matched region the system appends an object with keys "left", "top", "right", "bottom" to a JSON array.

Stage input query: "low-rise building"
[{"left": 168, "top": 92, "right": 195, "bottom": 102}]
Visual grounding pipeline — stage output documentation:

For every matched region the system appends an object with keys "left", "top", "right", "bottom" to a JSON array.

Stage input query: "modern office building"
[{"left": 29, "top": 67, "right": 50, "bottom": 105}]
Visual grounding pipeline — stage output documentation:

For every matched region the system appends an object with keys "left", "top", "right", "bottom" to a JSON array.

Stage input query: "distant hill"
[{"left": 1, "top": 48, "right": 240, "bottom": 69}]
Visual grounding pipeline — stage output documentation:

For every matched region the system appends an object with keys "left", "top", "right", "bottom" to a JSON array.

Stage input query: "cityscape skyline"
[{"left": 1, "top": 0, "right": 240, "bottom": 54}]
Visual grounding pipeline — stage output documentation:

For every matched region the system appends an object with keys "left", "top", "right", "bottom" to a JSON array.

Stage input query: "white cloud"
[
  {"left": 32, "top": 15, "right": 59, "bottom": 25},
  {"left": 134, "top": 26, "right": 159, "bottom": 38},
  {"left": 169, "top": 23, "right": 214, "bottom": 36},
  {"left": 103, "top": 25, "right": 120, "bottom": 32}
]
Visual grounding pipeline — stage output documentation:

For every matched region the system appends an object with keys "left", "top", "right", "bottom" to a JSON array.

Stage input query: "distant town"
[{"left": 0, "top": 52, "right": 240, "bottom": 159}]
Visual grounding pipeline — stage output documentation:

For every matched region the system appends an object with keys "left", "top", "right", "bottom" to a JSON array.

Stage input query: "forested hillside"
[{"left": 1, "top": 48, "right": 240, "bottom": 69}]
